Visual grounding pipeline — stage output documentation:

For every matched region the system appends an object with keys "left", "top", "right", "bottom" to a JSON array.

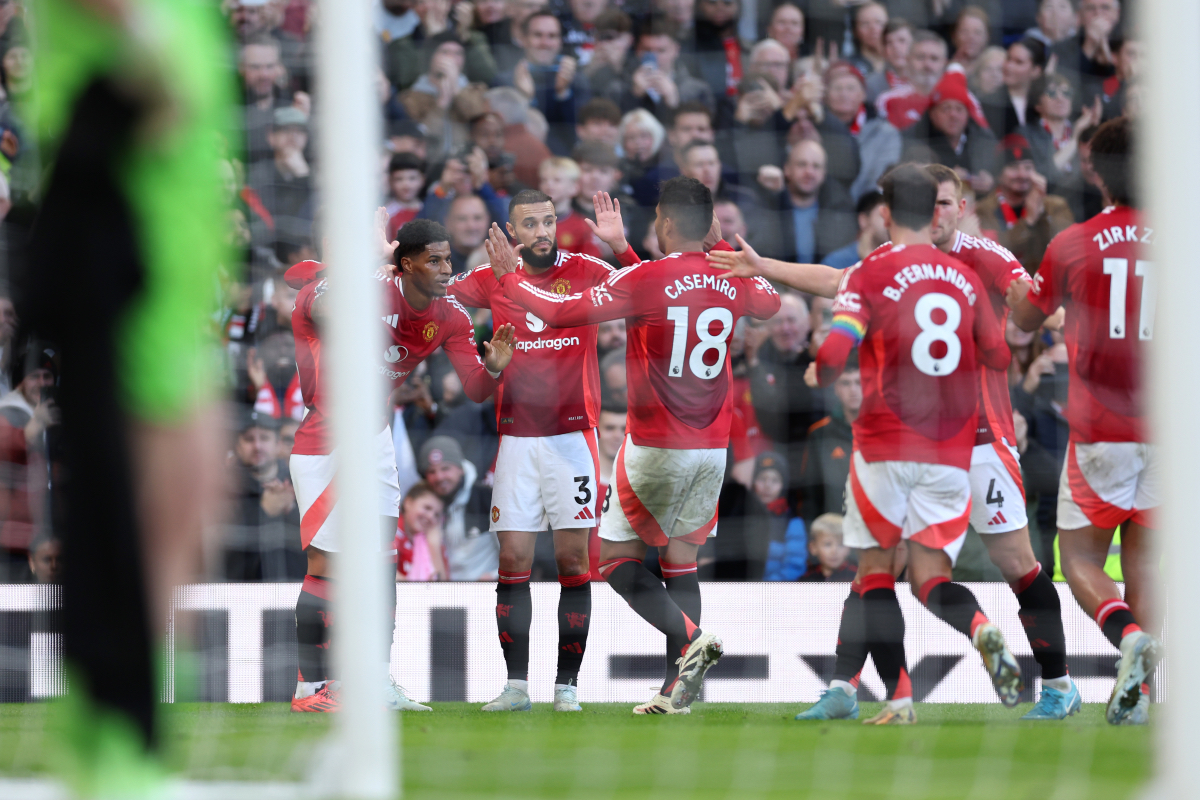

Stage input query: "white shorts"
[
  {"left": 969, "top": 440, "right": 1028, "bottom": 534},
  {"left": 489, "top": 429, "right": 600, "bottom": 532},
  {"left": 290, "top": 427, "right": 401, "bottom": 552},
  {"left": 1057, "top": 441, "right": 1159, "bottom": 531},
  {"left": 599, "top": 435, "right": 724, "bottom": 546},
  {"left": 843, "top": 451, "right": 972, "bottom": 565}
]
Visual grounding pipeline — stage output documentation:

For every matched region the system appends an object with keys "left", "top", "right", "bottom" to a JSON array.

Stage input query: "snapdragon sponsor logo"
[
  {"left": 380, "top": 365, "right": 411, "bottom": 381},
  {"left": 516, "top": 335, "right": 580, "bottom": 352}
]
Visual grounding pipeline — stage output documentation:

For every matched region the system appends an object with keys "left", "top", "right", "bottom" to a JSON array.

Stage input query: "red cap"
[
  {"left": 998, "top": 133, "right": 1035, "bottom": 166},
  {"left": 824, "top": 60, "right": 866, "bottom": 88},
  {"left": 929, "top": 64, "right": 989, "bottom": 129}
]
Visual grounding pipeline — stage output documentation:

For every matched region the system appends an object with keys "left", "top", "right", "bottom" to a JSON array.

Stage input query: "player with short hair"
[
  {"left": 1009, "top": 117, "right": 1161, "bottom": 725},
  {"left": 807, "top": 164, "right": 1021, "bottom": 725},
  {"left": 446, "top": 189, "right": 640, "bottom": 713},
  {"left": 719, "top": 164, "right": 1079, "bottom": 722},
  {"left": 485, "top": 176, "right": 782, "bottom": 713},
  {"left": 287, "top": 216, "right": 515, "bottom": 713}
]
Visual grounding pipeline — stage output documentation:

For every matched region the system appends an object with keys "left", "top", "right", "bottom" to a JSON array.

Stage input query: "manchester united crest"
[
  {"left": 552, "top": 278, "right": 571, "bottom": 295},
  {"left": 422, "top": 321, "right": 439, "bottom": 341},
  {"left": 491, "top": 506, "right": 500, "bottom": 523}
]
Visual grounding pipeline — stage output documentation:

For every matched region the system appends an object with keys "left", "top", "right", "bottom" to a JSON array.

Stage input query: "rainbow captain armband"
[{"left": 830, "top": 314, "right": 866, "bottom": 346}]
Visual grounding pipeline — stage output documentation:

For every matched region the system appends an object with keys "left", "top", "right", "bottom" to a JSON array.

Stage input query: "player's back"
[
  {"left": 618, "top": 251, "right": 780, "bottom": 450},
  {"left": 837, "top": 243, "right": 1006, "bottom": 469},
  {"left": 1030, "top": 205, "right": 1151, "bottom": 442}
]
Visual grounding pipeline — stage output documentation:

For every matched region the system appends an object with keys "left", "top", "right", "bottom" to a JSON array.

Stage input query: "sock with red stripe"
[
  {"left": 601, "top": 558, "right": 698, "bottom": 693},
  {"left": 860, "top": 574, "right": 910, "bottom": 700},
  {"left": 496, "top": 570, "right": 533, "bottom": 681},
  {"left": 1011, "top": 564, "right": 1067, "bottom": 680},
  {"left": 919, "top": 578, "right": 989, "bottom": 640},
  {"left": 1096, "top": 599, "right": 1142, "bottom": 650},
  {"left": 832, "top": 585, "right": 868, "bottom": 685},
  {"left": 296, "top": 575, "right": 331, "bottom": 683},
  {"left": 555, "top": 573, "right": 591, "bottom": 686},
  {"left": 662, "top": 560, "right": 701, "bottom": 628}
]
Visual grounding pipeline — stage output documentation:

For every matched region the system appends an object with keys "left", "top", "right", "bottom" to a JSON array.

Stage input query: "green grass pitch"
[{"left": 0, "top": 702, "right": 1151, "bottom": 798}]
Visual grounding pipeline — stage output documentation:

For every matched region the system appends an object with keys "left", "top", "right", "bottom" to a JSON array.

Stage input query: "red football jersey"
[
  {"left": 949, "top": 231, "right": 1031, "bottom": 446},
  {"left": 447, "top": 247, "right": 638, "bottom": 437},
  {"left": 820, "top": 243, "right": 1010, "bottom": 470},
  {"left": 1028, "top": 205, "right": 1151, "bottom": 443},
  {"left": 290, "top": 263, "right": 500, "bottom": 455},
  {"left": 497, "top": 247, "right": 781, "bottom": 449}
]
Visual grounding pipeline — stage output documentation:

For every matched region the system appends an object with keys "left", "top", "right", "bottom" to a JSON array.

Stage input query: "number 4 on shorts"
[{"left": 986, "top": 478, "right": 1004, "bottom": 507}]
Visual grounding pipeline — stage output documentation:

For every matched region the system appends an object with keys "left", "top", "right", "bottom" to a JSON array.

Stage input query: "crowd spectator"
[
  {"left": 949, "top": 6, "right": 991, "bottom": 72},
  {"left": 766, "top": 3, "right": 805, "bottom": 61},
  {"left": 626, "top": 19, "right": 714, "bottom": 123},
  {"left": 417, "top": 435, "right": 498, "bottom": 581},
  {"left": 222, "top": 409, "right": 304, "bottom": 582},
  {"left": 395, "top": 482, "right": 449, "bottom": 581},
  {"left": 747, "top": 293, "right": 824, "bottom": 499},
  {"left": 385, "top": 153, "right": 428, "bottom": 238},
  {"left": 571, "top": 141, "right": 634, "bottom": 257},
  {"left": 902, "top": 65, "right": 997, "bottom": 195},
  {"left": 677, "top": 140, "right": 760, "bottom": 240},
  {"left": 981, "top": 38, "right": 1046, "bottom": 139},
  {"left": 600, "top": 348, "right": 626, "bottom": 409},
  {"left": 821, "top": 191, "right": 887, "bottom": 269},
  {"left": 27, "top": 532, "right": 62, "bottom": 584},
  {"left": 1025, "top": 0, "right": 1078, "bottom": 49},
  {"left": 596, "top": 319, "right": 626, "bottom": 358},
  {"left": 864, "top": 18, "right": 914, "bottom": 102},
  {"left": 440, "top": 193, "right": 492, "bottom": 273},
  {"left": 796, "top": 513, "right": 854, "bottom": 582},
  {"left": 797, "top": 358, "right": 859, "bottom": 522},
  {"left": 0, "top": 293, "right": 16, "bottom": 396},
  {"left": 575, "top": 98, "right": 623, "bottom": 147},
  {"left": 619, "top": 108, "right": 666, "bottom": 205},
  {"left": 847, "top": 2, "right": 888, "bottom": 84},
  {"left": 824, "top": 61, "right": 902, "bottom": 200},
  {"left": 509, "top": 11, "right": 584, "bottom": 155},
  {"left": 969, "top": 45, "right": 1006, "bottom": 98},
  {"left": 1051, "top": 0, "right": 1122, "bottom": 101},
  {"left": 709, "top": 451, "right": 799, "bottom": 581},
  {"left": 876, "top": 29, "right": 948, "bottom": 131},
  {"left": 976, "top": 134, "right": 1073, "bottom": 274},
  {"left": 756, "top": 139, "right": 857, "bottom": 264},
  {"left": 246, "top": 107, "right": 314, "bottom": 250},
  {"left": 0, "top": 343, "right": 56, "bottom": 579}
]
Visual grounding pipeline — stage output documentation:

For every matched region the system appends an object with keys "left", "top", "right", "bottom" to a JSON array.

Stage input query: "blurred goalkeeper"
[{"left": 20, "top": 0, "right": 232, "bottom": 795}]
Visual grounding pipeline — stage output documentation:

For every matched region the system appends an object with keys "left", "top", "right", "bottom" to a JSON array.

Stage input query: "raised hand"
[
  {"left": 484, "top": 222, "right": 521, "bottom": 281},
  {"left": 376, "top": 206, "right": 400, "bottom": 269},
  {"left": 585, "top": 192, "right": 628, "bottom": 253},
  {"left": 706, "top": 234, "right": 765, "bottom": 277},
  {"left": 483, "top": 322, "right": 516, "bottom": 373}
]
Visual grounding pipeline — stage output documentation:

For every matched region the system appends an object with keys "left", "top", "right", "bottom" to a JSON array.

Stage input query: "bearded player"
[
  {"left": 447, "top": 190, "right": 639, "bottom": 713},
  {"left": 1010, "top": 118, "right": 1161, "bottom": 725},
  {"left": 288, "top": 218, "right": 515, "bottom": 712},
  {"left": 714, "top": 164, "right": 1079, "bottom": 722},
  {"left": 485, "top": 176, "right": 781, "bottom": 713},
  {"left": 807, "top": 165, "right": 1021, "bottom": 724}
]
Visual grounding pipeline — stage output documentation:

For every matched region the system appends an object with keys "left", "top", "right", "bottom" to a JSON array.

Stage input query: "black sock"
[
  {"left": 496, "top": 570, "right": 532, "bottom": 681},
  {"left": 832, "top": 585, "right": 869, "bottom": 685},
  {"left": 601, "top": 558, "right": 697, "bottom": 694},
  {"left": 920, "top": 578, "right": 989, "bottom": 640},
  {"left": 1011, "top": 565, "right": 1067, "bottom": 680},
  {"left": 861, "top": 575, "right": 910, "bottom": 701},
  {"left": 296, "top": 576, "right": 332, "bottom": 683},
  {"left": 1096, "top": 599, "right": 1142, "bottom": 650},
  {"left": 662, "top": 560, "right": 701, "bottom": 625},
  {"left": 555, "top": 574, "right": 591, "bottom": 686}
]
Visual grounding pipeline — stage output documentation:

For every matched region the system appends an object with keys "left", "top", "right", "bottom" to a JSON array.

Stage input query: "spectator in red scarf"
[
  {"left": 395, "top": 482, "right": 449, "bottom": 581},
  {"left": 975, "top": 134, "right": 1074, "bottom": 274},
  {"left": 824, "top": 61, "right": 901, "bottom": 200},
  {"left": 875, "top": 29, "right": 947, "bottom": 131}
]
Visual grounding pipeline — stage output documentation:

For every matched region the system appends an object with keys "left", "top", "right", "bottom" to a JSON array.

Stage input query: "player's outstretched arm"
[
  {"left": 706, "top": 235, "right": 843, "bottom": 298},
  {"left": 482, "top": 322, "right": 516, "bottom": 374},
  {"left": 586, "top": 191, "right": 631, "bottom": 256},
  {"left": 1007, "top": 278, "right": 1049, "bottom": 332}
]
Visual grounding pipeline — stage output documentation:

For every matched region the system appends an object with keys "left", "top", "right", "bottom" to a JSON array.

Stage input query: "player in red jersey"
[
  {"left": 1010, "top": 119, "right": 1161, "bottom": 725},
  {"left": 717, "top": 164, "right": 1080, "bottom": 721},
  {"left": 447, "top": 189, "right": 640, "bottom": 713},
  {"left": 485, "top": 176, "right": 782, "bottom": 713},
  {"left": 287, "top": 218, "right": 515, "bottom": 713},
  {"left": 809, "top": 165, "right": 1021, "bottom": 724}
]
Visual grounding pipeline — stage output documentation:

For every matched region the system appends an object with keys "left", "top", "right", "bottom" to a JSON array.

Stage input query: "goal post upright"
[
  {"left": 1142, "top": 0, "right": 1199, "bottom": 796},
  {"left": 315, "top": 0, "right": 396, "bottom": 797}
]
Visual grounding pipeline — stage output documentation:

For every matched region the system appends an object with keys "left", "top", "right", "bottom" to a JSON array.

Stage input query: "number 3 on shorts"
[{"left": 574, "top": 476, "right": 592, "bottom": 505}]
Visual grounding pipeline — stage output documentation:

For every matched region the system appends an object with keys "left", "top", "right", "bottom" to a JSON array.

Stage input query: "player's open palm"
[
  {"left": 707, "top": 234, "right": 764, "bottom": 278},
  {"left": 483, "top": 322, "right": 516, "bottom": 373},
  {"left": 485, "top": 223, "right": 521, "bottom": 281},
  {"left": 586, "top": 192, "right": 627, "bottom": 251}
]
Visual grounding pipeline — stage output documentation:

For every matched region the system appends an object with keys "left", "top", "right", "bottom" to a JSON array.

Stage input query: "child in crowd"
[
  {"left": 798, "top": 513, "right": 855, "bottom": 582},
  {"left": 394, "top": 482, "right": 448, "bottom": 582},
  {"left": 385, "top": 152, "right": 426, "bottom": 239},
  {"left": 753, "top": 452, "right": 809, "bottom": 581},
  {"left": 538, "top": 156, "right": 602, "bottom": 257}
]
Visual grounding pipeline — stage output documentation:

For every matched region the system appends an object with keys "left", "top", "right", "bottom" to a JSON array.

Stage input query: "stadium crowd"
[{"left": 0, "top": 0, "right": 1136, "bottom": 585}]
